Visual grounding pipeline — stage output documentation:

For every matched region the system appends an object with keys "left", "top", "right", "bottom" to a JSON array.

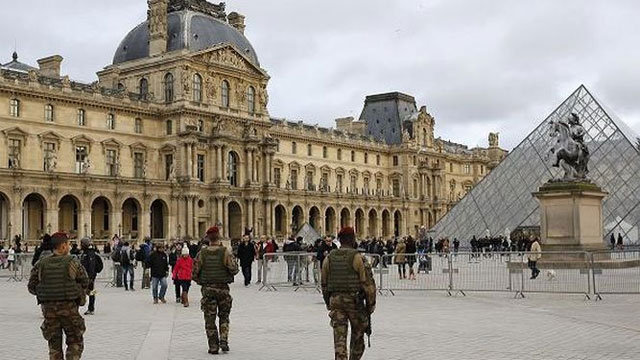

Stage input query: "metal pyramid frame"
[{"left": 432, "top": 85, "right": 640, "bottom": 245}]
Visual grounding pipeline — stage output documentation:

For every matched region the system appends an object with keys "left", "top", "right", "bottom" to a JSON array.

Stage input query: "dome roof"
[{"left": 113, "top": 10, "right": 259, "bottom": 66}]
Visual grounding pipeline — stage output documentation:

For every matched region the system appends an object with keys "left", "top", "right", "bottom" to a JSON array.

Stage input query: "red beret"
[
  {"left": 338, "top": 227, "right": 355, "bottom": 237},
  {"left": 206, "top": 226, "right": 220, "bottom": 236}
]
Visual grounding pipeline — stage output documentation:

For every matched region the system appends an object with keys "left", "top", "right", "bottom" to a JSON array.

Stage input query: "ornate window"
[
  {"left": 228, "top": 151, "right": 239, "bottom": 187},
  {"left": 135, "top": 118, "right": 143, "bottom": 134},
  {"left": 9, "top": 99, "right": 20, "bottom": 117},
  {"left": 139, "top": 78, "right": 149, "bottom": 99},
  {"left": 164, "top": 73, "right": 174, "bottom": 103},
  {"left": 274, "top": 167, "right": 281, "bottom": 188},
  {"left": 323, "top": 146, "right": 328, "bottom": 158},
  {"left": 463, "top": 164, "right": 471, "bottom": 174},
  {"left": 306, "top": 170, "right": 314, "bottom": 190},
  {"left": 166, "top": 120, "right": 173, "bottom": 135},
  {"left": 351, "top": 150, "right": 355, "bottom": 162},
  {"left": 291, "top": 141, "right": 297, "bottom": 154},
  {"left": 77, "top": 109, "right": 86, "bottom": 126},
  {"left": 393, "top": 155, "right": 399, "bottom": 166},
  {"left": 307, "top": 144, "right": 312, "bottom": 156},
  {"left": 197, "top": 154, "right": 205, "bottom": 182},
  {"left": 337, "top": 149, "right": 342, "bottom": 161},
  {"left": 376, "top": 154, "right": 380, "bottom": 166},
  {"left": 44, "top": 104, "right": 54, "bottom": 122},
  {"left": 75, "top": 146, "right": 88, "bottom": 174},
  {"left": 392, "top": 179, "right": 401, "bottom": 197},
  {"left": 336, "top": 174, "right": 343, "bottom": 193},
  {"left": 413, "top": 179, "right": 419, "bottom": 198},
  {"left": 221, "top": 80, "right": 230, "bottom": 108},
  {"left": 193, "top": 74, "right": 203, "bottom": 102},
  {"left": 290, "top": 169, "right": 298, "bottom": 190},
  {"left": 364, "top": 177, "right": 370, "bottom": 194},
  {"left": 247, "top": 86, "right": 256, "bottom": 114},
  {"left": 134, "top": 152, "right": 144, "bottom": 179},
  {"left": 376, "top": 178, "right": 382, "bottom": 192},
  {"left": 106, "top": 149, "right": 118, "bottom": 177},
  {"left": 364, "top": 152, "right": 369, "bottom": 164},
  {"left": 197, "top": 119, "right": 204, "bottom": 132},
  {"left": 106, "top": 113, "right": 115, "bottom": 130},
  {"left": 350, "top": 175, "right": 357, "bottom": 193}
]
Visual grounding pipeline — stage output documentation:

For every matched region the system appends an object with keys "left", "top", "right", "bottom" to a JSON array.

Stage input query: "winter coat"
[
  {"left": 172, "top": 256, "right": 193, "bottom": 281},
  {"left": 394, "top": 243, "right": 406, "bottom": 264},
  {"left": 528, "top": 241, "right": 542, "bottom": 262},
  {"left": 237, "top": 242, "right": 256, "bottom": 266},
  {"left": 147, "top": 251, "right": 169, "bottom": 278}
]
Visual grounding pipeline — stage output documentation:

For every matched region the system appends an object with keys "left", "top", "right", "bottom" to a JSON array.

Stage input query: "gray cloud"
[{"left": 2, "top": 0, "right": 639, "bottom": 149}]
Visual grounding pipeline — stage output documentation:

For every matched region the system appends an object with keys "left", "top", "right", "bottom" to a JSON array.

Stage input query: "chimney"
[
  {"left": 37, "top": 55, "right": 63, "bottom": 78},
  {"left": 228, "top": 12, "right": 246, "bottom": 35},
  {"left": 148, "top": 0, "right": 169, "bottom": 56},
  {"left": 335, "top": 117, "right": 354, "bottom": 132}
]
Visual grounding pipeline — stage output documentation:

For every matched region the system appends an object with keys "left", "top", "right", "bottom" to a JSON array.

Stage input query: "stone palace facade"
[{"left": 0, "top": 0, "right": 505, "bottom": 245}]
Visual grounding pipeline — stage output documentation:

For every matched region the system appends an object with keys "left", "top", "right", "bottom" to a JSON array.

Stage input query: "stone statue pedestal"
[{"left": 533, "top": 182, "right": 609, "bottom": 261}]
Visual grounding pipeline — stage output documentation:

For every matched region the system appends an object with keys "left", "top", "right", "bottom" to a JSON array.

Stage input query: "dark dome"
[{"left": 113, "top": 10, "right": 259, "bottom": 65}]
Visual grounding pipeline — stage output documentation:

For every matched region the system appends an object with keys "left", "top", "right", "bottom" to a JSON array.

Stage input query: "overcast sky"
[{"left": 1, "top": 0, "right": 639, "bottom": 150}]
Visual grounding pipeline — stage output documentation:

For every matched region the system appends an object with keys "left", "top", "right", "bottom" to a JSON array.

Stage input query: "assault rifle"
[{"left": 358, "top": 292, "right": 372, "bottom": 347}]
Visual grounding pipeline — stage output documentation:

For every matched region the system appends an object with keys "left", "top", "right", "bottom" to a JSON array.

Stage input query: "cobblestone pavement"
[{"left": 1, "top": 277, "right": 639, "bottom": 360}]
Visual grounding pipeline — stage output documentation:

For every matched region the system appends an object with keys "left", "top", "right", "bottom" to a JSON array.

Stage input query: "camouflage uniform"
[
  {"left": 322, "top": 248, "right": 377, "bottom": 360},
  {"left": 28, "top": 254, "right": 89, "bottom": 360},
  {"left": 192, "top": 243, "right": 239, "bottom": 353}
]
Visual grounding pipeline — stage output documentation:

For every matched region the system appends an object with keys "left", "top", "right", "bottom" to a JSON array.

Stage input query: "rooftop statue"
[{"left": 547, "top": 113, "right": 590, "bottom": 181}]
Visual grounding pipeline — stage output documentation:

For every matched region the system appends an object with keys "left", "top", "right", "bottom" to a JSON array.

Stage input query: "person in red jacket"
[{"left": 172, "top": 246, "right": 193, "bottom": 307}]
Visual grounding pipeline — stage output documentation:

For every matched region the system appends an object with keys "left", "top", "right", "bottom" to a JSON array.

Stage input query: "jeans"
[
  {"left": 529, "top": 261, "right": 540, "bottom": 279},
  {"left": 122, "top": 265, "right": 134, "bottom": 290},
  {"left": 256, "top": 259, "right": 266, "bottom": 283},
  {"left": 241, "top": 264, "right": 252, "bottom": 286},
  {"left": 174, "top": 279, "right": 181, "bottom": 300},
  {"left": 151, "top": 277, "right": 168, "bottom": 300},
  {"left": 287, "top": 261, "right": 299, "bottom": 284},
  {"left": 87, "top": 280, "right": 96, "bottom": 312}
]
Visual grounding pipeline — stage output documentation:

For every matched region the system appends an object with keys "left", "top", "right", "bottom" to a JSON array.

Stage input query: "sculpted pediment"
[{"left": 191, "top": 45, "right": 267, "bottom": 77}]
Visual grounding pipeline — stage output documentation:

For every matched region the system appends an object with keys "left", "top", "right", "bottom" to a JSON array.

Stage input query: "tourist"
[
  {"left": 119, "top": 242, "right": 136, "bottom": 291},
  {"left": 405, "top": 236, "right": 417, "bottom": 280},
  {"left": 255, "top": 235, "right": 268, "bottom": 284},
  {"left": 32, "top": 234, "right": 53, "bottom": 265},
  {"left": 139, "top": 238, "right": 152, "bottom": 289},
  {"left": 80, "top": 237, "right": 103, "bottom": 315},
  {"left": 283, "top": 236, "right": 302, "bottom": 285},
  {"left": 395, "top": 239, "right": 407, "bottom": 279},
  {"left": 7, "top": 246, "right": 16, "bottom": 271},
  {"left": 169, "top": 243, "right": 182, "bottom": 302},
  {"left": 453, "top": 238, "right": 460, "bottom": 253},
  {"left": 317, "top": 235, "right": 338, "bottom": 268},
  {"left": 148, "top": 244, "right": 169, "bottom": 304},
  {"left": 237, "top": 235, "right": 256, "bottom": 286},
  {"left": 70, "top": 243, "right": 81, "bottom": 256},
  {"left": 103, "top": 241, "right": 111, "bottom": 254},
  {"left": 609, "top": 233, "right": 615, "bottom": 250},
  {"left": 528, "top": 238, "right": 542, "bottom": 279},
  {"left": 265, "top": 237, "right": 278, "bottom": 262},
  {"left": 616, "top": 233, "right": 624, "bottom": 251},
  {"left": 172, "top": 245, "right": 193, "bottom": 307}
]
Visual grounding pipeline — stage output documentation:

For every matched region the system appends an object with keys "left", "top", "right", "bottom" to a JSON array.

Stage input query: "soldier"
[
  {"left": 27, "top": 232, "right": 90, "bottom": 360},
  {"left": 192, "top": 226, "right": 239, "bottom": 355},
  {"left": 322, "top": 227, "right": 377, "bottom": 360}
]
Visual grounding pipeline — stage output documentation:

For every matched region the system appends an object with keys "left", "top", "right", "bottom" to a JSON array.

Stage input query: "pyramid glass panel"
[{"left": 432, "top": 86, "right": 640, "bottom": 245}]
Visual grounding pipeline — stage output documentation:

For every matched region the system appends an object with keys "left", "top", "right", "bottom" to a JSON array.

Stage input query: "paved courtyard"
[{"left": 1, "top": 276, "right": 639, "bottom": 360}]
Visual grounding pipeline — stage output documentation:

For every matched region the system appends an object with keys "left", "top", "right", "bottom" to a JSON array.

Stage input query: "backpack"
[
  {"left": 120, "top": 249, "right": 132, "bottom": 266},
  {"left": 81, "top": 251, "right": 104, "bottom": 278}
]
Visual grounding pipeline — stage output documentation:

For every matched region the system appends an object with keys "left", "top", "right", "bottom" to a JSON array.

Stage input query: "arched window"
[
  {"left": 221, "top": 80, "right": 230, "bottom": 108},
  {"left": 164, "top": 73, "right": 174, "bottom": 103},
  {"left": 166, "top": 120, "right": 173, "bottom": 135},
  {"left": 193, "top": 74, "right": 202, "bottom": 102},
  {"left": 228, "top": 151, "right": 239, "bottom": 187},
  {"left": 197, "top": 119, "right": 204, "bottom": 132},
  {"left": 106, "top": 113, "right": 115, "bottom": 130},
  {"left": 44, "top": 104, "right": 54, "bottom": 122},
  {"left": 9, "top": 99, "right": 20, "bottom": 117},
  {"left": 247, "top": 86, "right": 255, "bottom": 114},
  {"left": 139, "top": 78, "right": 149, "bottom": 99}
]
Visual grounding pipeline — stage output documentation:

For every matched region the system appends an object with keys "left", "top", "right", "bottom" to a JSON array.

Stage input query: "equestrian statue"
[{"left": 546, "top": 113, "right": 590, "bottom": 181}]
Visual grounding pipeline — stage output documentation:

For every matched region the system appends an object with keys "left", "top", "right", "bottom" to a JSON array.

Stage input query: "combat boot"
[{"left": 220, "top": 342, "right": 229, "bottom": 352}]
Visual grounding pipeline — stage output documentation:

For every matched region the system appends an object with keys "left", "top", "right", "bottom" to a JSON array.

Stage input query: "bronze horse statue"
[{"left": 546, "top": 114, "right": 589, "bottom": 181}]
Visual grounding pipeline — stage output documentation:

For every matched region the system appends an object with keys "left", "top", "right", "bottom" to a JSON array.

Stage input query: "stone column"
[
  {"left": 140, "top": 203, "right": 150, "bottom": 240},
  {"left": 223, "top": 198, "right": 229, "bottom": 239},
  {"left": 247, "top": 149, "right": 253, "bottom": 184},
  {"left": 269, "top": 153, "right": 274, "bottom": 185},
  {"left": 377, "top": 210, "right": 383, "bottom": 238},
  {"left": 185, "top": 143, "right": 192, "bottom": 179},
  {"left": 192, "top": 144, "right": 197, "bottom": 180},
  {"left": 192, "top": 196, "right": 198, "bottom": 238},
  {"left": 185, "top": 196, "right": 192, "bottom": 237}
]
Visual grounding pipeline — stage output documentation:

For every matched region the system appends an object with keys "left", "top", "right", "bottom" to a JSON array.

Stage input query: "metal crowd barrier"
[
  {"left": 260, "top": 252, "right": 321, "bottom": 292},
  {"left": 591, "top": 250, "right": 640, "bottom": 299}
]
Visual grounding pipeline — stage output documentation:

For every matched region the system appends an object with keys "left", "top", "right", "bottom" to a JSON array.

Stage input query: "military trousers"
[
  {"left": 40, "top": 301, "right": 85, "bottom": 360},
  {"left": 328, "top": 294, "right": 368, "bottom": 360},
  {"left": 201, "top": 285, "right": 233, "bottom": 352}
]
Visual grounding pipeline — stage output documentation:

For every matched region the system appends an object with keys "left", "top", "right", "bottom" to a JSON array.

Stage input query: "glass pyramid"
[{"left": 432, "top": 85, "right": 640, "bottom": 245}]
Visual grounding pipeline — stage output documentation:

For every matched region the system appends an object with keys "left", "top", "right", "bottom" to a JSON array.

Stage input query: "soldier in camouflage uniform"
[
  {"left": 28, "top": 232, "right": 90, "bottom": 360},
  {"left": 192, "top": 226, "right": 239, "bottom": 355},
  {"left": 322, "top": 227, "right": 377, "bottom": 360}
]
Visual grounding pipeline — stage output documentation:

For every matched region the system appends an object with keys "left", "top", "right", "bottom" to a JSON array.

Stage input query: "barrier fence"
[{"left": 3, "top": 250, "right": 639, "bottom": 300}]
